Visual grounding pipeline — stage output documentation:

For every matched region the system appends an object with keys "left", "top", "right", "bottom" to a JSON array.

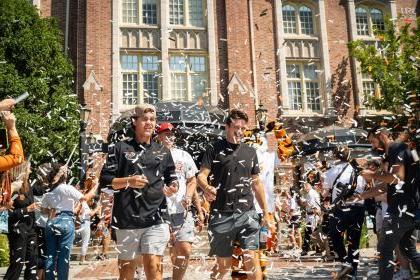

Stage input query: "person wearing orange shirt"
[{"left": 0, "top": 98, "right": 24, "bottom": 173}]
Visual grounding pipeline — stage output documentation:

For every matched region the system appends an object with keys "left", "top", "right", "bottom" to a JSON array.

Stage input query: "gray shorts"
[
  {"left": 168, "top": 212, "right": 195, "bottom": 243},
  {"left": 208, "top": 210, "right": 260, "bottom": 258},
  {"left": 115, "top": 223, "right": 170, "bottom": 260}
]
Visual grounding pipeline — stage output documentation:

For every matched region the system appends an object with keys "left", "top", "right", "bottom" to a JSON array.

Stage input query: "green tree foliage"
[
  {"left": 0, "top": 234, "right": 9, "bottom": 267},
  {"left": 0, "top": 0, "right": 79, "bottom": 169},
  {"left": 348, "top": 17, "right": 420, "bottom": 113}
]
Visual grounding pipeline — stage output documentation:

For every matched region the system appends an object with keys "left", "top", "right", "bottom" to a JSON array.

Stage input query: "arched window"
[
  {"left": 282, "top": 4, "right": 314, "bottom": 35},
  {"left": 299, "top": 6, "right": 313, "bottom": 35},
  {"left": 286, "top": 63, "right": 321, "bottom": 112},
  {"left": 356, "top": 7, "right": 369, "bottom": 36},
  {"left": 356, "top": 6, "right": 385, "bottom": 36},
  {"left": 370, "top": 8, "right": 385, "bottom": 32},
  {"left": 282, "top": 5, "right": 297, "bottom": 34}
]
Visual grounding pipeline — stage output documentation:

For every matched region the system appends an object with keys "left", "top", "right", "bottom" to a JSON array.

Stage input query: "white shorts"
[
  {"left": 116, "top": 223, "right": 170, "bottom": 260},
  {"left": 169, "top": 212, "right": 195, "bottom": 243}
]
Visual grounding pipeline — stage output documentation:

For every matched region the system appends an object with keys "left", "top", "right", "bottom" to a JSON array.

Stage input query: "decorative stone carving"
[
  {"left": 83, "top": 71, "right": 103, "bottom": 92},
  {"left": 284, "top": 39, "right": 319, "bottom": 59},
  {"left": 120, "top": 28, "right": 160, "bottom": 49},
  {"left": 227, "top": 73, "right": 248, "bottom": 94},
  {"left": 169, "top": 29, "right": 208, "bottom": 50}
]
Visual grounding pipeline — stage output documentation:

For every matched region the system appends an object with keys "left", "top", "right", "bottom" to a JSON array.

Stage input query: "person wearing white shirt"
[
  {"left": 322, "top": 146, "right": 366, "bottom": 279},
  {"left": 301, "top": 182, "right": 321, "bottom": 256},
  {"left": 74, "top": 175, "right": 101, "bottom": 264},
  {"left": 41, "top": 163, "right": 97, "bottom": 280},
  {"left": 287, "top": 190, "right": 302, "bottom": 250},
  {"left": 156, "top": 123, "right": 203, "bottom": 280}
]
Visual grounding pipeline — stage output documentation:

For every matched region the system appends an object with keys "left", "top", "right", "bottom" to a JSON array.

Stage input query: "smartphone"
[
  {"left": 13, "top": 92, "right": 29, "bottom": 104},
  {"left": 0, "top": 128, "right": 8, "bottom": 150}
]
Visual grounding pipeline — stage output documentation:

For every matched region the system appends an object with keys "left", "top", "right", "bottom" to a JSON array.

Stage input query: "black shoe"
[
  {"left": 300, "top": 251, "right": 308, "bottom": 256},
  {"left": 334, "top": 266, "right": 353, "bottom": 280}
]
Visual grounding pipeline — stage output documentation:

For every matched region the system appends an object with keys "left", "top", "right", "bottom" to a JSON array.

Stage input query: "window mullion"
[
  {"left": 301, "top": 64, "right": 307, "bottom": 112},
  {"left": 185, "top": 0, "right": 189, "bottom": 27},
  {"left": 139, "top": 57, "right": 143, "bottom": 104},
  {"left": 187, "top": 60, "right": 192, "bottom": 101},
  {"left": 139, "top": 0, "right": 143, "bottom": 24}
]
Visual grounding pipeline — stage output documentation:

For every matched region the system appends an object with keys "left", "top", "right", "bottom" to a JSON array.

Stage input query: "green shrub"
[
  {"left": 0, "top": 234, "right": 9, "bottom": 267},
  {"left": 359, "top": 221, "right": 368, "bottom": 249}
]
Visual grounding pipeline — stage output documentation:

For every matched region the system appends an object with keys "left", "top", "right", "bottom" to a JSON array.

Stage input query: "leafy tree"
[
  {"left": 0, "top": 0, "right": 79, "bottom": 170},
  {"left": 0, "top": 234, "right": 9, "bottom": 266},
  {"left": 348, "top": 17, "right": 420, "bottom": 114}
]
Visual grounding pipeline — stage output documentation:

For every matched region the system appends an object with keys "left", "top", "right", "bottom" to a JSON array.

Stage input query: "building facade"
[{"left": 33, "top": 0, "right": 418, "bottom": 142}]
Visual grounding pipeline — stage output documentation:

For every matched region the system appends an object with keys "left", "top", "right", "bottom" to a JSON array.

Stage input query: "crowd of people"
[
  {"left": 0, "top": 99, "right": 418, "bottom": 280},
  {"left": 279, "top": 125, "right": 419, "bottom": 280}
]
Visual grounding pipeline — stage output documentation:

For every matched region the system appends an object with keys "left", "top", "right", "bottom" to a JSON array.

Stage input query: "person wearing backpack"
[
  {"left": 322, "top": 146, "right": 366, "bottom": 279},
  {"left": 354, "top": 126, "right": 420, "bottom": 280}
]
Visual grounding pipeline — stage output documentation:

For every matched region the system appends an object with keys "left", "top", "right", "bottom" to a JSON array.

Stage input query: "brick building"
[{"left": 32, "top": 0, "right": 418, "bottom": 143}]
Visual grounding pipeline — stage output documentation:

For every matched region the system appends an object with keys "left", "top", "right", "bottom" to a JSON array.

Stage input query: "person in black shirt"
[
  {"left": 4, "top": 162, "right": 46, "bottom": 280},
  {"left": 197, "top": 109, "right": 269, "bottom": 280},
  {"left": 356, "top": 126, "right": 420, "bottom": 280},
  {"left": 100, "top": 104, "right": 177, "bottom": 280}
]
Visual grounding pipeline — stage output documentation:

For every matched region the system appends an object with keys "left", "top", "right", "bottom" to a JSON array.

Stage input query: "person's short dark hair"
[
  {"left": 38, "top": 162, "right": 67, "bottom": 190},
  {"left": 367, "top": 125, "right": 390, "bottom": 139},
  {"left": 225, "top": 109, "right": 249, "bottom": 126},
  {"left": 367, "top": 159, "right": 381, "bottom": 169},
  {"left": 333, "top": 145, "right": 350, "bottom": 162}
]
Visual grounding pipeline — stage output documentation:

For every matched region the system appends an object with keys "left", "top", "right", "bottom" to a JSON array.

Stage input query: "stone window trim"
[
  {"left": 285, "top": 61, "right": 323, "bottom": 115},
  {"left": 120, "top": 54, "right": 161, "bottom": 106},
  {"left": 169, "top": 0, "right": 206, "bottom": 28},
  {"left": 352, "top": 3, "right": 389, "bottom": 115},
  {"left": 355, "top": 4, "right": 387, "bottom": 38},
  {"left": 121, "top": 0, "right": 159, "bottom": 26},
  {"left": 281, "top": 1, "right": 318, "bottom": 38}
]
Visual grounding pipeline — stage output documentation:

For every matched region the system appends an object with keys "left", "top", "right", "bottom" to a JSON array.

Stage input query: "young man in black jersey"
[
  {"left": 354, "top": 126, "right": 420, "bottom": 280},
  {"left": 100, "top": 104, "right": 178, "bottom": 280},
  {"left": 197, "top": 109, "right": 269, "bottom": 280}
]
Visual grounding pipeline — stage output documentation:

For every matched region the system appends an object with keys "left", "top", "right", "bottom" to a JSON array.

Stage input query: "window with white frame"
[
  {"left": 170, "top": 55, "right": 208, "bottom": 101},
  {"left": 361, "top": 72, "right": 377, "bottom": 109},
  {"left": 282, "top": 4, "right": 314, "bottom": 35},
  {"left": 189, "top": 56, "right": 207, "bottom": 100},
  {"left": 356, "top": 6, "right": 385, "bottom": 36},
  {"left": 299, "top": 6, "right": 314, "bottom": 35},
  {"left": 121, "top": 55, "right": 160, "bottom": 105},
  {"left": 142, "top": 0, "right": 157, "bottom": 24},
  {"left": 286, "top": 63, "right": 321, "bottom": 112},
  {"left": 169, "top": 0, "right": 205, "bottom": 27},
  {"left": 170, "top": 56, "right": 187, "bottom": 100},
  {"left": 189, "top": 0, "right": 204, "bottom": 27},
  {"left": 122, "top": 0, "right": 157, "bottom": 25},
  {"left": 123, "top": 0, "right": 138, "bottom": 24},
  {"left": 170, "top": 0, "right": 185, "bottom": 25}
]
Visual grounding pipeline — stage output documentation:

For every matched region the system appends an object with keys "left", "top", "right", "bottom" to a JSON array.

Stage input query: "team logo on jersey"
[
  {"left": 175, "top": 161, "right": 184, "bottom": 173},
  {"left": 124, "top": 152, "right": 138, "bottom": 161}
]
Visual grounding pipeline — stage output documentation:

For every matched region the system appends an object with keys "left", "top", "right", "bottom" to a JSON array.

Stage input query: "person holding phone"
[{"left": 0, "top": 106, "right": 24, "bottom": 172}]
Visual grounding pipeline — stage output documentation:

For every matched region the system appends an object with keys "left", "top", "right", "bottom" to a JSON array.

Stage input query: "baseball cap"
[
  {"left": 131, "top": 103, "right": 156, "bottom": 118},
  {"left": 156, "top": 122, "right": 174, "bottom": 134}
]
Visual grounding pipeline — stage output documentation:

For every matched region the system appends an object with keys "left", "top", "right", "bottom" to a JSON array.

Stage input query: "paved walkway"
[{"left": 0, "top": 248, "right": 381, "bottom": 279}]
